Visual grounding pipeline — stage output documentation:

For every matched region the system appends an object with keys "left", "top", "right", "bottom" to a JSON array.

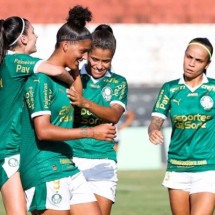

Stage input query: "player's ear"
[
  {"left": 20, "top": 35, "right": 28, "bottom": 46},
  {"left": 62, "top": 41, "right": 69, "bottom": 53}
]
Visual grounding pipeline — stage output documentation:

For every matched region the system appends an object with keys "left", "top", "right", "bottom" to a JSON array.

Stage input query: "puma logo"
[{"left": 172, "top": 99, "right": 181, "bottom": 105}]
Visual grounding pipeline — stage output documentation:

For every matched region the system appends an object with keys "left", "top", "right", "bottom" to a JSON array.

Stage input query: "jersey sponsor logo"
[
  {"left": 155, "top": 90, "right": 169, "bottom": 110},
  {"left": 113, "top": 83, "right": 127, "bottom": 100},
  {"left": 25, "top": 86, "right": 35, "bottom": 110},
  {"left": 59, "top": 106, "right": 74, "bottom": 122},
  {"left": 51, "top": 193, "right": 62, "bottom": 204},
  {"left": 202, "top": 85, "right": 215, "bottom": 91},
  {"left": 33, "top": 79, "right": 40, "bottom": 83},
  {"left": 8, "top": 158, "right": 19, "bottom": 167},
  {"left": 16, "top": 65, "right": 31, "bottom": 74},
  {"left": 200, "top": 95, "right": 214, "bottom": 110},
  {"left": 172, "top": 99, "right": 181, "bottom": 106},
  {"left": 170, "top": 85, "right": 186, "bottom": 93},
  {"left": 90, "top": 83, "right": 100, "bottom": 89},
  {"left": 102, "top": 86, "right": 113, "bottom": 101},
  {"left": 187, "top": 92, "right": 198, "bottom": 96},
  {"left": 173, "top": 114, "right": 211, "bottom": 129},
  {"left": 104, "top": 78, "right": 119, "bottom": 84}
]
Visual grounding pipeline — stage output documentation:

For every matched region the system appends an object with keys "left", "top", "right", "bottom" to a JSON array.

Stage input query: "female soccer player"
[
  {"left": 67, "top": 24, "right": 128, "bottom": 215},
  {"left": 0, "top": 16, "right": 73, "bottom": 215},
  {"left": 20, "top": 6, "right": 115, "bottom": 215},
  {"left": 148, "top": 38, "right": 215, "bottom": 215}
]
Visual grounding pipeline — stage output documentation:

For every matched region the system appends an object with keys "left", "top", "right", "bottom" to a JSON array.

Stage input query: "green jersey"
[
  {"left": 69, "top": 65, "right": 128, "bottom": 162},
  {"left": 152, "top": 75, "right": 215, "bottom": 172},
  {"left": 0, "top": 52, "right": 42, "bottom": 159},
  {"left": 20, "top": 73, "right": 79, "bottom": 190}
]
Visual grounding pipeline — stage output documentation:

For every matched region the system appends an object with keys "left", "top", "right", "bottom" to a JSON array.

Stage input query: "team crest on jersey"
[
  {"left": 8, "top": 158, "right": 19, "bottom": 167},
  {"left": 51, "top": 193, "right": 62, "bottom": 204},
  {"left": 200, "top": 95, "right": 214, "bottom": 110},
  {"left": 102, "top": 86, "right": 113, "bottom": 101}
]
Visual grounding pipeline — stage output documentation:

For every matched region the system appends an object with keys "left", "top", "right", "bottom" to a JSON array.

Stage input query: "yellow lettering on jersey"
[
  {"left": 202, "top": 85, "right": 215, "bottom": 91},
  {"left": 81, "top": 108, "right": 92, "bottom": 116},
  {"left": 16, "top": 65, "right": 30, "bottom": 73},
  {"left": 170, "top": 159, "right": 207, "bottom": 166},
  {"left": 59, "top": 115, "right": 73, "bottom": 122},
  {"left": 81, "top": 117, "right": 105, "bottom": 125},
  {"left": 158, "top": 94, "right": 169, "bottom": 110},
  {"left": 0, "top": 78, "right": 3, "bottom": 88},
  {"left": 59, "top": 106, "right": 73, "bottom": 122}
]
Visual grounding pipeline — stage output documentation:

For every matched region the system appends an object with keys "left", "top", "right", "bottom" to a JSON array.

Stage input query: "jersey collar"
[
  {"left": 179, "top": 73, "right": 208, "bottom": 92},
  {"left": 7, "top": 50, "right": 15, "bottom": 55},
  {"left": 80, "top": 63, "right": 112, "bottom": 83}
]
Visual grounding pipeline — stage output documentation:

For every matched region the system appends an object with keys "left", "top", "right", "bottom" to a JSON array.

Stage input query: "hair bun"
[{"left": 67, "top": 5, "right": 92, "bottom": 28}]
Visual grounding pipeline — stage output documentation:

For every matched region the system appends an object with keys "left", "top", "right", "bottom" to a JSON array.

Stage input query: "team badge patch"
[
  {"left": 51, "top": 193, "right": 62, "bottom": 204},
  {"left": 8, "top": 158, "right": 19, "bottom": 167},
  {"left": 200, "top": 95, "right": 214, "bottom": 110},
  {"left": 102, "top": 86, "right": 113, "bottom": 101}
]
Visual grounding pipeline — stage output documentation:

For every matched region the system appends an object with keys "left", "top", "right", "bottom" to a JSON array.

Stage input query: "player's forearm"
[
  {"left": 82, "top": 99, "right": 121, "bottom": 123},
  {"left": 148, "top": 116, "right": 164, "bottom": 134},
  {"left": 37, "top": 61, "right": 74, "bottom": 86},
  {"left": 35, "top": 124, "right": 93, "bottom": 141}
]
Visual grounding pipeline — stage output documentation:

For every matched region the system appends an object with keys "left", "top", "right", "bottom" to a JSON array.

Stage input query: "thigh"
[
  {"left": 70, "top": 201, "right": 102, "bottom": 215},
  {"left": 88, "top": 180, "right": 117, "bottom": 202},
  {"left": 1, "top": 171, "right": 27, "bottom": 215},
  {"left": 191, "top": 192, "right": 215, "bottom": 215},
  {"left": 32, "top": 209, "right": 69, "bottom": 215},
  {"left": 168, "top": 188, "right": 190, "bottom": 215},
  {"left": 31, "top": 209, "right": 70, "bottom": 215},
  {"left": 95, "top": 194, "right": 113, "bottom": 215}
]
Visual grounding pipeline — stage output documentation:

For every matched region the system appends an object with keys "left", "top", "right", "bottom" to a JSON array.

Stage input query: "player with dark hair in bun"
[
  {"left": 67, "top": 24, "right": 128, "bottom": 215},
  {"left": 0, "top": 15, "right": 75, "bottom": 215},
  {"left": 20, "top": 6, "right": 115, "bottom": 215}
]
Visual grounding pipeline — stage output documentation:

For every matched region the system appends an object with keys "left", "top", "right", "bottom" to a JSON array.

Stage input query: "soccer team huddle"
[{"left": 0, "top": 4, "right": 214, "bottom": 215}]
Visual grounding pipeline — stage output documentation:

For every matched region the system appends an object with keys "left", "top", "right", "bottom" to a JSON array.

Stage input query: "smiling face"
[
  {"left": 88, "top": 47, "right": 113, "bottom": 79},
  {"left": 183, "top": 44, "right": 211, "bottom": 81},
  {"left": 65, "top": 39, "right": 92, "bottom": 70}
]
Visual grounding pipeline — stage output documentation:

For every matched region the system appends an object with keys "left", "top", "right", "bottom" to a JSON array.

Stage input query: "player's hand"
[
  {"left": 149, "top": 130, "right": 164, "bottom": 145},
  {"left": 66, "top": 88, "right": 85, "bottom": 107},
  {"left": 93, "top": 124, "right": 116, "bottom": 141}
]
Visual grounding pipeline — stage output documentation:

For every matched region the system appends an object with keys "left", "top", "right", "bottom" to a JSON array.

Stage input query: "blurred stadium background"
[{"left": 1, "top": 1, "right": 215, "bottom": 214}]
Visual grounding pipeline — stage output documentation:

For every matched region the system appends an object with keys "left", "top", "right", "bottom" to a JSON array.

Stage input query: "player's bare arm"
[
  {"left": 148, "top": 116, "right": 164, "bottom": 145},
  {"left": 67, "top": 89, "right": 124, "bottom": 124}
]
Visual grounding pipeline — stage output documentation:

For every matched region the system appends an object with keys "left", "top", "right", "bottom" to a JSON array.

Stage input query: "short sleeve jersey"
[
  {"left": 0, "top": 53, "right": 42, "bottom": 159},
  {"left": 69, "top": 65, "right": 128, "bottom": 162},
  {"left": 20, "top": 73, "right": 79, "bottom": 190},
  {"left": 152, "top": 76, "right": 215, "bottom": 172}
]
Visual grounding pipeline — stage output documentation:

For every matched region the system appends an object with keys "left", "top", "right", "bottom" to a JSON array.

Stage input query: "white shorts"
[
  {"left": 0, "top": 154, "right": 20, "bottom": 188},
  {"left": 25, "top": 172, "right": 97, "bottom": 211},
  {"left": 162, "top": 171, "right": 215, "bottom": 194},
  {"left": 73, "top": 157, "right": 118, "bottom": 202}
]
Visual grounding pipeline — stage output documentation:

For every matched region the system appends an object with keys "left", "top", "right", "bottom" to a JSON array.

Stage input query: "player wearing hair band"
[
  {"left": 148, "top": 38, "right": 215, "bottom": 215},
  {"left": 20, "top": 6, "right": 115, "bottom": 215},
  {"left": 67, "top": 24, "right": 128, "bottom": 215},
  {"left": 0, "top": 16, "right": 74, "bottom": 215}
]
